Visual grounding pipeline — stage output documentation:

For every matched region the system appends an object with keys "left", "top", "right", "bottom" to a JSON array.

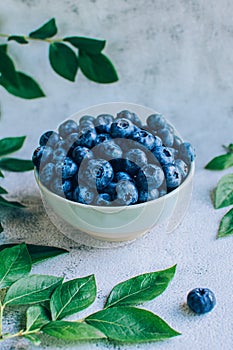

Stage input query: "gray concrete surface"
[{"left": 0, "top": 1, "right": 233, "bottom": 349}]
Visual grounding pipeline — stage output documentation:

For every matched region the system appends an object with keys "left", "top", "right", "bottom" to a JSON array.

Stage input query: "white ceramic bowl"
[{"left": 35, "top": 102, "right": 195, "bottom": 242}]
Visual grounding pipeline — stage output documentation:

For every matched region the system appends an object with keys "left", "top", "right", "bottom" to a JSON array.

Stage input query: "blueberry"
[
  {"left": 51, "top": 178, "right": 72, "bottom": 197},
  {"left": 110, "top": 118, "right": 134, "bottom": 138},
  {"left": 160, "top": 188, "right": 167, "bottom": 197},
  {"left": 187, "top": 288, "right": 216, "bottom": 314},
  {"left": 179, "top": 142, "right": 195, "bottom": 164},
  {"left": 125, "top": 148, "right": 148, "bottom": 175},
  {"left": 53, "top": 147, "right": 67, "bottom": 163},
  {"left": 79, "top": 120, "right": 95, "bottom": 130},
  {"left": 95, "top": 193, "right": 112, "bottom": 206},
  {"left": 96, "top": 140, "right": 123, "bottom": 160},
  {"left": 157, "top": 127, "right": 174, "bottom": 147},
  {"left": 95, "top": 133, "right": 112, "bottom": 145},
  {"left": 102, "top": 182, "right": 117, "bottom": 199},
  {"left": 32, "top": 146, "right": 53, "bottom": 169},
  {"left": 94, "top": 114, "right": 114, "bottom": 133},
  {"left": 79, "top": 115, "right": 95, "bottom": 124},
  {"left": 73, "top": 185, "right": 95, "bottom": 205},
  {"left": 131, "top": 129, "right": 159, "bottom": 151},
  {"left": 79, "top": 159, "right": 114, "bottom": 191},
  {"left": 39, "top": 163, "right": 55, "bottom": 187},
  {"left": 173, "top": 135, "right": 182, "bottom": 149},
  {"left": 175, "top": 159, "right": 189, "bottom": 179},
  {"left": 114, "top": 171, "right": 133, "bottom": 183},
  {"left": 72, "top": 146, "right": 94, "bottom": 164},
  {"left": 75, "top": 126, "right": 97, "bottom": 148},
  {"left": 138, "top": 187, "right": 159, "bottom": 203},
  {"left": 147, "top": 113, "right": 166, "bottom": 130},
  {"left": 109, "top": 158, "right": 127, "bottom": 173},
  {"left": 115, "top": 180, "right": 138, "bottom": 205},
  {"left": 62, "top": 157, "right": 78, "bottom": 179},
  {"left": 116, "top": 110, "right": 142, "bottom": 127},
  {"left": 39, "top": 131, "right": 61, "bottom": 147},
  {"left": 163, "top": 163, "right": 181, "bottom": 189},
  {"left": 136, "top": 164, "right": 164, "bottom": 190},
  {"left": 58, "top": 120, "right": 79, "bottom": 138},
  {"left": 153, "top": 146, "right": 175, "bottom": 166},
  {"left": 54, "top": 140, "right": 69, "bottom": 151}
]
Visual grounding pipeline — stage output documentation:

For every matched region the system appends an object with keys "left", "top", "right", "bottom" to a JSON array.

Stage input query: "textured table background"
[{"left": 0, "top": 1, "right": 233, "bottom": 349}]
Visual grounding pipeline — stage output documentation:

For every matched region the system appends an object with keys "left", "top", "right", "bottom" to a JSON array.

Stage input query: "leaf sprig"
[
  {"left": 0, "top": 244, "right": 180, "bottom": 345},
  {"left": 0, "top": 18, "right": 118, "bottom": 99},
  {"left": 205, "top": 143, "right": 233, "bottom": 238},
  {"left": 0, "top": 136, "right": 34, "bottom": 230}
]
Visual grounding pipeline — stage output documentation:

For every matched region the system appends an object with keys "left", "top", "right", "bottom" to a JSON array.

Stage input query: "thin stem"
[
  {"left": 1, "top": 328, "right": 39, "bottom": 341},
  {"left": 0, "top": 303, "right": 4, "bottom": 339},
  {"left": 0, "top": 33, "right": 64, "bottom": 43}
]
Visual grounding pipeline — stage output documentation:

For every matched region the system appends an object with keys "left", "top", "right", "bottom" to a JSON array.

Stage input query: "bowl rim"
[{"left": 35, "top": 101, "right": 195, "bottom": 210}]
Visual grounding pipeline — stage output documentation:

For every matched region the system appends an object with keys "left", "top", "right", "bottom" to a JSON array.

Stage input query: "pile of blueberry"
[{"left": 32, "top": 110, "right": 195, "bottom": 206}]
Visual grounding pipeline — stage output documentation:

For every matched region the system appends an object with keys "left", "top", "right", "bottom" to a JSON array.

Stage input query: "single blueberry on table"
[
  {"left": 131, "top": 129, "right": 159, "bottom": 151},
  {"left": 115, "top": 180, "right": 138, "bottom": 205},
  {"left": 72, "top": 146, "right": 94, "bottom": 164},
  {"left": 125, "top": 148, "right": 148, "bottom": 175},
  {"left": 157, "top": 127, "right": 174, "bottom": 147},
  {"left": 73, "top": 185, "right": 95, "bottom": 205},
  {"left": 95, "top": 133, "right": 112, "bottom": 145},
  {"left": 146, "top": 113, "right": 166, "bottom": 130},
  {"left": 79, "top": 159, "right": 114, "bottom": 191},
  {"left": 175, "top": 159, "right": 189, "bottom": 179},
  {"left": 96, "top": 140, "right": 123, "bottom": 160},
  {"left": 152, "top": 146, "right": 175, "bottom": 166},
  {"left": 187, "top": 288, "right": 216, "bottom": 314},
  {"left": 32, "top": 146, "right": 53, "bottom": 169},
  {"left": 95, "top": 193, "right": 112, "bottom": 206},
  {"left": 39, "top": 131, "right": 61, "bottom": 147},
  {"left": 136, "top": 164, "right": 164, "bottom": 190},
  {"left": 39, "top": 163, "right": 55, "bottom": 188},
  {"left": 94, "top": 114, "right": 114, "bottom": 134},
  {"left": 163, "top": 163, "right": 181, "bottom": 189},
  {"left": 61, "top": 157, "right": 78, "bottom": 179},
  {"left": 116, "top": 110, "right": 142, "bottom": 127},
  {"left": 179, "top": 142, "right": 195, "bottom": 164},
  {"left": 58, "top": 119, "right": 79, "bottom": 138},
  {"left": 110, "top": 118, "right": 134, "bottom": 138}
]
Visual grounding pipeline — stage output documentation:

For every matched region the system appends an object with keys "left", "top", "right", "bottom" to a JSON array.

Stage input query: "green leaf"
[
  {"left": 86, "top": 307, "right": 180, "bottom": 342},
  {"left": 205, "top": 153, "right": 233, "bottom": 170},
  {"left": 218, "top": 208, "right": 233, "bottom": 238},
  {"left": 0, "top": 243, "right": 31, "bottom": 289},
  {"left": 0, "top": 44, "right": 7, "bottom": 53},
  {"left": 23, "top": 334, "right": 41, "bottom": 346},
  {"left": 64, "top": 36, "right": 106, "bottom": 54},
  {"left": 0, "top": 71, "right": 45, "bottom": 99},
  {"left": 4, "top": 274, "right": 63, "bottom": 306},
  {"left": 0, "top": 222, "right": 3, "bottom": 233},
  {"left": 8, "top": 35, "right": 28, "bottom": 44},
  {"left": 0, "top": 136, "right": 26, "bottom": 157},
  {"left": 0, "top": 244, "right": 68, "bottom": 264},
  {"left": 49, "top": 42, "right": 78, "bottom": 82},
  {"left": 0, "top": 186, "right": 8, "bottom": 194},
  {"left": 105, "top": 265, "right": 176, "bottom": 308},
  {"left": 0, "top": 50, "right": 19, "bottom": 87},
  {"left": 79, "top": 51, "right": 118, "bottom": 84},
  {"left": 42, "top": 321, "right": 106, "bottom": 341},
  {"left": 29, "top": 18, "right": 57, "bottom": 39},
  {"left": 0, "top": 158, "right": 34, "bottom": 172},
  {"left": 0, "top": 196, "right": 25, "bottom": 208},
  {"left": 0, "top": 170, "right": 4, "bottom": 177},
  {"left": 50, "top": 275, "right": 96, "bottom": 320},
  {"left": 214, "top": 174, "right": 233, "bottom": 209},
  {"left": 26, "top": 305, "right": 50, "bottom": 331}
]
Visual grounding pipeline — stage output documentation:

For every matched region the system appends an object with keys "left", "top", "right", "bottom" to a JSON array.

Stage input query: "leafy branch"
[
  {"left": 0, "top": 243, "right": 180, "bottom": 345},
  {"left": 0, "top": 18, "right": 118, "bottom": 99},
  {"left": 205, "top": 143, "right": 233, "bottom": 238},
  {"left": 0, "top": 136, "right": 34, "bottom": 231}
]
